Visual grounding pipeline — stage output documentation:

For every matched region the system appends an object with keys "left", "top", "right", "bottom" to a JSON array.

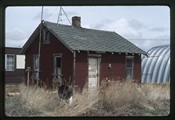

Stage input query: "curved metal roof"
[{"left": 141, "top": 45, "right": 170, "bottom": 83}]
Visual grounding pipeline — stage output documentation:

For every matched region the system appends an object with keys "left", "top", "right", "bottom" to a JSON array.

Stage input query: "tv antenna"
[{"left": 57, "top": 6, "right": 71, "bottom": 25}]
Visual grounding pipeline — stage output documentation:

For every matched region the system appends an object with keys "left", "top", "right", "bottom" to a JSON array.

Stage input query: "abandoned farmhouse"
[{"left": 20, "top": 16, "right": 147, "bottom": 90}]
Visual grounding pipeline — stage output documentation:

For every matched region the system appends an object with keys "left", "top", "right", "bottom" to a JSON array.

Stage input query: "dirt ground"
[{"left": 5, "top": 84, "right": 20, "bottom": 92}]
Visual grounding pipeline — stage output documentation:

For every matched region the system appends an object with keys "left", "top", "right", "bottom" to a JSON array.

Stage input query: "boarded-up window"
[
  {"left": 5, "top": 54, "right": 15, "bottom": 71},
  {"left": 16, "top": 55, "right": 25, "bottom": 69}
]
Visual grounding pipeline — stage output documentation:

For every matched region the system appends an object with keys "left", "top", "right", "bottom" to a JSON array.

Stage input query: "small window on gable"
[{"left": 43, "top": 28, "right": 50, "bottom": 44}]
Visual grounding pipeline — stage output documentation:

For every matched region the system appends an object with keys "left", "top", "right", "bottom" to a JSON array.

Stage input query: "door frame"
[{"left": 87, "top": 54, "right": 101, "bottom": 91}]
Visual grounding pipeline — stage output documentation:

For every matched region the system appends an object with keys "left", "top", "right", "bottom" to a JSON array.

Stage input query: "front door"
[{"left": 88, "top": 57, "right": 100, "bottom": 91}]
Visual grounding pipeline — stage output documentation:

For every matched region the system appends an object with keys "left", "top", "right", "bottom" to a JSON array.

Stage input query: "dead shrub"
[{"left": 5, "top": 79, "right": 170, "bottom": 116}]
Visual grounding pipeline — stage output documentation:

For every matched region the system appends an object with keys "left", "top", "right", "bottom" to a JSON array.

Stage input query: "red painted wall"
[
  {"left": 134, "top": 54, "right": 141, "bottom": 83},
  {"left": 100, "top": 53, "right": 125, "bottom": 81},
  {"left": 74, "top": 52, "right": 88, "bottom": 90},
  {"left": 25, "top": 35, "right": 39, "bottom": 85},
  {"left": 74, "top": 52, "right": 141, "bottom": 90},
  {"left": 25, "top": 27, "right": 73, "bottom": 88},
  {"left": 100, "top": 53, "right": 141, "bottom": 82}
]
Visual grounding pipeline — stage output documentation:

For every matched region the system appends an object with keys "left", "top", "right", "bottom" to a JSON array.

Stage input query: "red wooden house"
[{"left": 21, "top": 16, "right": 147, "bottom": 90}]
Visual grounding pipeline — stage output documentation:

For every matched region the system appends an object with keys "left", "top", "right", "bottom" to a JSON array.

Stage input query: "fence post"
[{"left": 26, "top": 67, "right": 31, "bottom": 98}]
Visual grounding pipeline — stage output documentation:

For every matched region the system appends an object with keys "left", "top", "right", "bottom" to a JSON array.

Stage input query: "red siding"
[
  {"left": 74, "top": 52, "right": 141, "bottom": 90},
  {"left": 100, "top": 53, "right": 125, "bottom": 81},
  {"left": 100, "top": 53, "right": 141, "bottom": 83},
  {"left": 25, "top": 35, "right": 39, "bottom": 84},
  {"left": 74, "top": 52, "right": 88, "bottom": 90},
  {"left": 25, "top": 30, "right": 73, "bottom": 88},
  {"left": 134, "top": 54, "right": 141, "bottom": 83}
]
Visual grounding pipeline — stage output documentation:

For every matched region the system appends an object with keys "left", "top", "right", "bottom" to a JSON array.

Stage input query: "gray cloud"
[
  {"left": 33, "top": 8, "right": 77, "bottom": 21},
  {"left": 33, "top": 8, "right": 57, "bottom": 20},
  {"left": 6, "top": 27, "right": 28, "bottom": 41},
  {"left": 94, "top": 23, "right": 105, "bottom": 29},
  {"left": 66, "top": 11, "right": 78, "bottom": 16},
  {"left": 92, "top": 19, "right": 113, "bottom": 30},
  {"left": 5, "top": 27, "right": 29, "bottom": 47},
  {"left": 128, "top": 19, "right": 147, "bottom": 29},
  {"left": 33, "top": 12, "right": 43, "bottom": 20},
  {"left": 153, "top": 34, "right": 170, "bottom": 41},
  {"left": 6, "top": 38, "right": 27, "bottom": 48},
  {"left": 149, "top": 27, "right": 169, "bottom": 32},
  {"left": 129, "top": 34, "right": 170, "bottom": 51}
]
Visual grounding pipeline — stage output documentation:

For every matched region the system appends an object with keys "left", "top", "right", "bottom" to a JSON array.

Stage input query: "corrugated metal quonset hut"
[{"left": 141, "top": 45, "right": 170, "bottom": 83}]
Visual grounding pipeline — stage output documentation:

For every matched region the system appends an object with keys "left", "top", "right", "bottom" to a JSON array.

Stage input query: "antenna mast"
[
  {"left": 57, "top": 6, "right": 71, "bottom": 25},
  {"left": 57, "top": 7, "right": 62, "bottom": 25}
]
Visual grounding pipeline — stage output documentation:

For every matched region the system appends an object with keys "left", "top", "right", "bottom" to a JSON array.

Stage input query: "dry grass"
[{"left": 5, "top": 80, "right": 170, "bottom": 117}]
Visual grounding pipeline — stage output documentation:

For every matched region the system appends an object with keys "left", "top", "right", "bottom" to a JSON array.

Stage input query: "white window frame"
[
  {"left": 125, "top": 56, "right": 134, "bottom": 80},
  {"left": 43, "top": 28, "right": 50, "bottom": 44},
  {"left": 53, "top": 55, "right": 62, "bottom": 79},
  {"left": 5, "top": 54, "right": 15, "bottom": 71}
]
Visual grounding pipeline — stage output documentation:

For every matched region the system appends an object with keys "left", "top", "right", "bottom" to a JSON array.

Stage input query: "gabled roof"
[{"left": 21, "top": 21, "right": 147, "bottom": 55}]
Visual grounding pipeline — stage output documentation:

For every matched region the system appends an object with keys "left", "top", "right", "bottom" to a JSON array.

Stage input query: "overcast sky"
[{"left": 5, "top": 6, "right": 170, "bottom": 51}]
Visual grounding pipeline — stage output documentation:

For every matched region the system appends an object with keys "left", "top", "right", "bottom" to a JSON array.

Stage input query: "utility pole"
[{"left": 37, "top": 6, "right": 44, "bottom": 87}]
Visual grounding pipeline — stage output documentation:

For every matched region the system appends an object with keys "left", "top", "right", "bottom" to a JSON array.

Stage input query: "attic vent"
[{"left": 72, "top": 16, "right": 81, "bottom": 27}]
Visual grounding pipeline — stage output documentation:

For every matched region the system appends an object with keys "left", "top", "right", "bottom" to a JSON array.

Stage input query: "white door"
[{"left": 88, "top": 57, "right": 100, "bottom": 91}]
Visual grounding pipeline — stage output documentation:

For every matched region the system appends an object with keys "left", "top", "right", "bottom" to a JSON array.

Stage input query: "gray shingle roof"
[
  {"left": 21, "top": 21, "right": 147, "bottom": 54},
  {"left": 44, "top": 21, "right": 147, "bottom": 54}
]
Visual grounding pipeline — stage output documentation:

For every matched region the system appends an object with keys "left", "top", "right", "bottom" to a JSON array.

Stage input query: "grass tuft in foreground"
[{"left": 5, "top": 80, "right": 170, "bottom": 116}]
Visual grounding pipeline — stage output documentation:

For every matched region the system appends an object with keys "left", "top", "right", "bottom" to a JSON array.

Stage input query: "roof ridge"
[
  {"left": 43, "top": 20, "right": 116, "bottom": 33},
  {"left": 43, "top": 20, "right": 147, "bottom": 55}
]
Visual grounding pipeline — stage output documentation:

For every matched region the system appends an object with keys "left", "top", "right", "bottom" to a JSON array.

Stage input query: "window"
[
  {"left": 43, "top": 28, "right": 50, "bottom": 44},
  {"left": 54, "top": 56, "right": 62, "bottom": 79},
  {"left": 126, "top": 56, "right": 134, "bottom": 80},
  {"left": 32, "top": 54, "right": 39, "bottom": 80},
  {"left": 53, "top": 54, "right": 62, "bottom": 82},
  {"left": 16, "top": 55, "right": 25, "bottom": 69},
  {"left": 5, "top": 54, "right": 15, "bottom": 71}
]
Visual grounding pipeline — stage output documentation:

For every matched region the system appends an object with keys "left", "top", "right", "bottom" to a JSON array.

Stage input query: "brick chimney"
[{"left": 72, "top": 16, "right": 81, "bottom": 27}]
